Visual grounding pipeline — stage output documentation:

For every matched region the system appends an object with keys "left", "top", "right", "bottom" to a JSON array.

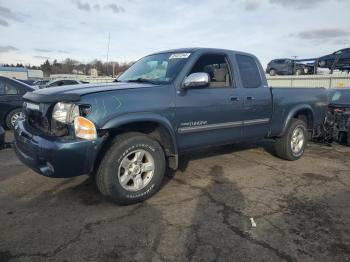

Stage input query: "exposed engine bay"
[{"left": 315, "top": 89, "right": 350, "bottom": 146}]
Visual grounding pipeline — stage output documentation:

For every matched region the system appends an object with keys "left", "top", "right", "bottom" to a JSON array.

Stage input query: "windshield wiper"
[{"left": 126, "top": 78, "right": 160, "bottom": 84}]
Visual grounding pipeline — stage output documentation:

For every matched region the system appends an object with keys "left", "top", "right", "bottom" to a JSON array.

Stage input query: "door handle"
[
  {"left": 230, "top": 96, "right": 240, "bottom": 102},
  {"left": 246, "top": 96, "right": 255, "bottom": 101}
]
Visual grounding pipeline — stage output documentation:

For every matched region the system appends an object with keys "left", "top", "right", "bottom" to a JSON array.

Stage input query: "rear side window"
[
  {"left": 5, "top": 81, "right": 19, "bottom": 95},
  {"left": 236, "top": 55, "right": 262, "bottom": 88}
]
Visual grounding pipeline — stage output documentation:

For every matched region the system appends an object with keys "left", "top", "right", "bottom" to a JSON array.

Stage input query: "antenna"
[{"left": 106, "top": 32, "right": 110, "bottom": 76}]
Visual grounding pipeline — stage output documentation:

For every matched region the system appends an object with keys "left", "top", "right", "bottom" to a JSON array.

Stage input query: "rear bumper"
[{"left": 14, "top": 119, "right": 106, "bottom": 178}]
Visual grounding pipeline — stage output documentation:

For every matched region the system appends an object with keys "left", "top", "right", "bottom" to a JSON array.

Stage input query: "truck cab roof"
[{"left": 151, "top": 47, "right": 256, "bottom": 57}]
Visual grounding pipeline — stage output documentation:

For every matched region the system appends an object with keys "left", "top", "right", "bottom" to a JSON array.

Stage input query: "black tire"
[
  {"left": 274, "top": 119, "right": 307, "bottom": 161},
  {"left": 269, "top": 69, "right": 277, "bottom": 76},
  {"left": 295, "top": 68, "right": 303, "bottom": 75},
  {"left": 5, "top": 108, "right": 22, "bottom": 130},
  {"left": 96, "top": 132, "right": 165, "bottom": 205},
  {"left": 318, "top": 60, "right": 326, "bottom": 67},
  {"left": 347, "top": 132, "right": 350, "bottom": 146}
]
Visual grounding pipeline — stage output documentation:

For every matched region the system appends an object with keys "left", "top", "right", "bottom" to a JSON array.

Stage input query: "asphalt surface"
[{"left": 0, "top": 131, "right": 350, "bottom": 262}]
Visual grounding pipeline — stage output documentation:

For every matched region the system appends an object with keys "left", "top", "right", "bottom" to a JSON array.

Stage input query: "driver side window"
[{"left": 189, "top": 54, "right": 232, "bottom": 88}]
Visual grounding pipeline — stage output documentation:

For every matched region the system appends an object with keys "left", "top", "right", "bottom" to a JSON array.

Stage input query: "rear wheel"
[
  {"left": 295, "top": 68, "right": 303, "bottom": 75},
  {"left": 5, "top": 108, "right": 22, "bottom": 129},
  {"left": 274, "top": 119, "right": 307, "bottom": 161},
  {"left": 269, "top": 69, "right": 277, "bottom": 76},
  {"left": 95, "top": 132, "right": 165, "bottom": 205}
]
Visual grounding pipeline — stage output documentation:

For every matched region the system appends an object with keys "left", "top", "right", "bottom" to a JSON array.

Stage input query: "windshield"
[
  {"left": 117, "top": 52, "right": 191, "bottom": 84},
  {"left": 330, "top": 90, "right": 350, "bottom": 105}
]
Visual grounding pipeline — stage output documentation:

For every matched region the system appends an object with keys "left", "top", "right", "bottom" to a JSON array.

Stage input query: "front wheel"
[
  {"left": 5, "top": 108, "right": 22, "bottom": 129},
  {"left": 96, "top": 132, "right": 165, "bottom": 205},
  {"left": 274, "top": 119, "right": 307, "bottom": 161}
]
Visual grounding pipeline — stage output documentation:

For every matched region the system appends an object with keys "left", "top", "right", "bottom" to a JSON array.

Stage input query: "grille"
[
  {"left": 24, "top": 106, "right": 69, "bottom": 137},
  {"left": 26, "top": 109, "right": 50, "bottom": 134}
]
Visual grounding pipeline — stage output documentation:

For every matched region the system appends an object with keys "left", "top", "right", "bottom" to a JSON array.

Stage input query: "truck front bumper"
[{"left": 14, "top": 119, "right": 106, "bottom": 178}]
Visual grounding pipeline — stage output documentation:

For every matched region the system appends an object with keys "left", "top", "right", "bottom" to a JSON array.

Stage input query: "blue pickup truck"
[{"left": 14, "top": 48, "right": 328, "bottom": 204}]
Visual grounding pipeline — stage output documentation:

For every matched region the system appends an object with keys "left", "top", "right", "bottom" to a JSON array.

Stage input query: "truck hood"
[{"left": 23, "top": 82, "right": 157, "bottom": 103}]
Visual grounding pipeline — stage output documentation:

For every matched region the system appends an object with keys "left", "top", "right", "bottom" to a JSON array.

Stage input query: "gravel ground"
[{"left": 0, "top": 131, "right": 349, "bottom": 262}]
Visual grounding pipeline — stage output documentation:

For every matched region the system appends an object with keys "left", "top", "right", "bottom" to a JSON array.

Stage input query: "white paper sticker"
[{"left": 169, "top": 53, "right": 191, "bottom": 59}]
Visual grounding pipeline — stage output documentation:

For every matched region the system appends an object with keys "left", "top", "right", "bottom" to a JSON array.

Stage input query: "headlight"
[
  {"left": 52, "top": 102, "right": 79, "bottom": 123},
  {"left": 74, "top": 116, "right": 97, "bottom": 140},
  {"left": 52, "top": 102, "right": 96, "bottom": 140}
]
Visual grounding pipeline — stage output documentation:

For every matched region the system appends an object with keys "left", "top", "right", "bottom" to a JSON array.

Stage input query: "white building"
[
  {"left": 0, "top": 66, "right": 28, "bottom": 80},
  {"left": 0, "top": 67, "right": 44, "bottom": 80},
  {"left": 28, "top": 69, "right": 44, "bottom": 80},
  {"left": 90, "top": 68, "right": 98, "bottom": 77}
]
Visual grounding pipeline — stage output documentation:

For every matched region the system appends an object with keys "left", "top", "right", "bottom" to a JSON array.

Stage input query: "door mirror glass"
[{"left": 182, "top": 72, "right": 210, "bottom": 89}]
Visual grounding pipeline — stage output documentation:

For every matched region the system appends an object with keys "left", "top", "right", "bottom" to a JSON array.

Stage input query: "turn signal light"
[{"left": 74, "top": 116, "right": 97, "bottom": 140}]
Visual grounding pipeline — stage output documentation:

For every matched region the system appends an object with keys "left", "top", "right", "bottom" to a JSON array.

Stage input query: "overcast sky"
[{"left": 0, "top": 0, "right": 349, "bottom": 67}]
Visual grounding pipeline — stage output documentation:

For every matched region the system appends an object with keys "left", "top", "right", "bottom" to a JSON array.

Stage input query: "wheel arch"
[
  {"left": 95, "top": 113, "right": 178, "bottom": 171},
  {"left": 279, "top": 105, "right": 314, "bottom": 137}
]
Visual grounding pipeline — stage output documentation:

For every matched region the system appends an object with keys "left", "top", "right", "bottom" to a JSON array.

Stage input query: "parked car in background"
[
  {"left": 266, "top": 59, "right": 314, "bottom": 76},
  {"left": 45, "top": 79, "right": 89, "bottom": 88},
  {"left": 318, "top": 48, "right": 350, "bottom": 71},
  {"left": 33, "top": 79, "right": 49, "bottom": 88},
  {"left": 0, "top": 76, "right": 36, "bottom": 129},
  {"left": 0, "top": 124, "right": 4, "bottom": 150},
  {"left": 16, "top": 79, "right": 37, "bottom": 86},
  {"left": 15, "top": 48, "right": 328, "bottom": 204}
]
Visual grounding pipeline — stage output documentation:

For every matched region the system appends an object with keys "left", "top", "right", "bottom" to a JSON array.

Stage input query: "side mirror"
[{"left": 182, "top": 73, "right": 210, "bottom": 89}]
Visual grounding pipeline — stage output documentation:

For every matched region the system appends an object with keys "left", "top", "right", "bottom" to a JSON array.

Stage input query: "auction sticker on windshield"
[{"left": 169, "top": 53, "right": 191, "bottom": 59}]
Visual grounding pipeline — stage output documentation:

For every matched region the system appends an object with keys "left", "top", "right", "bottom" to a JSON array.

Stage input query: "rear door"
[
  {"left": 0, "top": 79, "right": 23, "bottom": 123},
  {"left": 235, "top": 54, "right": 272, "bottom": 140},
  {"left": 175, "top": 52, "right": 244, "bottom": 150}
]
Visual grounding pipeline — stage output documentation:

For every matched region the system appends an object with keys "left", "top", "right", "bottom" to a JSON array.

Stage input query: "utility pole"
[
  {"left": 292, "top": 56, "right": 298, "bottom": 75},
  {"left": 106, "top": 32, "right": 110, "bottom": 76}
]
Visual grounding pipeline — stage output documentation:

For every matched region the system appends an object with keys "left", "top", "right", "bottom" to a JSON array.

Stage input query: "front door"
[{"left": 175, "top": 53, "right": 244, "bottom": 151}]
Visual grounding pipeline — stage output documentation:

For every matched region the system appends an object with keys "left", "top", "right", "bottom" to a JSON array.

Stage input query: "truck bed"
[{"left": 269, "top": 87, "right": 328, "bottom": 137}]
